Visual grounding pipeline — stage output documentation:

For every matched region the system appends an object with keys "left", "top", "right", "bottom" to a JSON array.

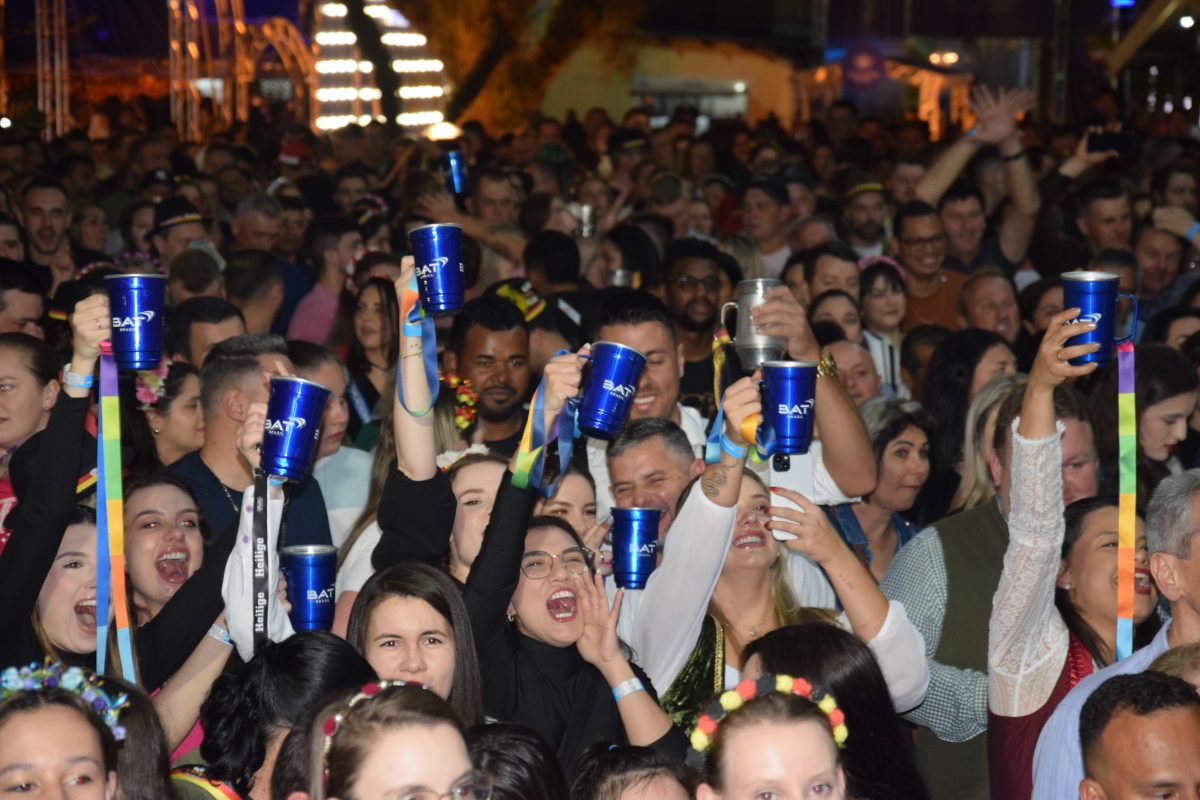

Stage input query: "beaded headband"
[
  {"left": 444, "top": 374, "right": 478, "bottom": 432},
  {"left": 689, "top": 674, "right": 848, "bottom": 752},
  {"left": 321, "top": 680, "right": 426, "bottom": 783},
  {"left": 0, "top": 662, "right": 129, "bottom": 741}
]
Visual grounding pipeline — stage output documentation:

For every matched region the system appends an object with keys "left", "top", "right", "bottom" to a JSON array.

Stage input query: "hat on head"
[
  {"left": 608, "top": 128, "right": 650, "bottom": 156},
  {"left": 278, "top": 139, "right": 315, "bottom": 167},
  {"left": 139, "top": 169, "right": 174, "bottom": 192},
  {"left": 744, "top": 175, "right": 789, "bottom": 207},
  {"left": 151, "top": 196, "right": 206, "bottom": 235}
]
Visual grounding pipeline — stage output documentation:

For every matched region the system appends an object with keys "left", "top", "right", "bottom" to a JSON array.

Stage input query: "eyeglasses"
[
  {"left": 898, "top": 233, "right": 947, "bottom": 249},
  {"left": 520, "top": 547, "right": 593, "bottom": 580},
  {"left": 673, "top": 274, "right": 722, "bottom": 293},
  {"left": 395, "top": 774, "right": 493, "bottom": 800}
]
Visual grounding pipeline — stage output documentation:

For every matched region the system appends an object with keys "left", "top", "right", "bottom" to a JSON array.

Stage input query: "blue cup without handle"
[
  {"left": 280, "top": 545, "right": 338, "bottom": 631},
  {"left": 260, "top": 376, "right": 331, "bottom": 482},
  {"left": 409, "top": 223, "right": 465, "bottom": 317},
  {"left": 759, "top": 361, "right": 817, "bottom": 455},
  {"left": 443, "top": 150, "right": 468, "bottom": 196},
  {"left": 1061, "top": 271, "right": 1138, "bottom": 366},
  {"left": 576, "top": 341, "right": 647, "bottom": 440},
  {"left": 105, "top": 274, "right": 166, "bottom": 370},
  {"left": 610, "top": 507, "right": 661, "bottom": 589}
]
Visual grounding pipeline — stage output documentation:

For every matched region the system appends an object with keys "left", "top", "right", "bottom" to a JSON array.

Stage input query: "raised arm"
[
  {"left": 617, "top": 376, "right": 759, "bottom": 689},
  {"left": 751, "top": 285, "right": 876, "bottom": 496},
  {"left": 989, "top": 309, "right": 1099, "bottom": 716},
  {"left": 414, "top": 190, "right": 527, "bottom": 265},
  {"left": 392, "top": 255, "right": 436, "bottom": 481},
  {"left": 997, "top": 94, "right": 1041, "bottom": 264},
  {"left": 915, "top": 86, "right": 1033, "bottom": 207}
]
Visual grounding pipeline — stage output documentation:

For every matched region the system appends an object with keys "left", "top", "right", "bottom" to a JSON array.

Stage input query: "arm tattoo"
[{"left": 701, "top": 465, "right": 730, "bottom": 499}]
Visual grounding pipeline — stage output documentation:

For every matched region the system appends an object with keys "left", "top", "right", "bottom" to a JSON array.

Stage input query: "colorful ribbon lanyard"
[
  {"left": 703, "top": 326, "right": 773, "bottom": 464},
  {"left": 1116, "top": 341, "right": 1137, "bottom": 661},
  {"left": 511, "top": 349, "right": 575, "bottom": 497},
  {"left": 395, "top": 273, "right": 440, "bottom": 416},
  {"left": 95, "top": 343, "right": 136, "bottom": 681}
]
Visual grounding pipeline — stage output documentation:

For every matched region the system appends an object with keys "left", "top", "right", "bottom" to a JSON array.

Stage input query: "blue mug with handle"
[
  {"left": 1060, "top": 271, "right": 1138, "bottom": 366},
  {"left": 754, "top": 361, "right": 817, "bottom": 456},
  {"left": 575, "top": 341, "right": 647, "bottom": 440}
]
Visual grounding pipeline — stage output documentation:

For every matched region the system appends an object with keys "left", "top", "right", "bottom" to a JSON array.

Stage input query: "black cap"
[
  {"left": 139, "top": 169, "right": 173, "bottom": 192},
  {"left": 745, "top": 175, "right": 789, "bottom": 206},
  {"left": 608, "top": 128, "right": 650, "bottom": 156},
  {"left": 151, "top": 196, "right": 206, "bottom": 235}
]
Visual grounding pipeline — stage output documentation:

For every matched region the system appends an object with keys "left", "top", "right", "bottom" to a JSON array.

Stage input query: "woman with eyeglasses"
[
  {"left": 859, "top": 259, "right": 909, "bottom": 398},
  {"left": 463, "top": 350, "right": 686, "bottom": 775}
]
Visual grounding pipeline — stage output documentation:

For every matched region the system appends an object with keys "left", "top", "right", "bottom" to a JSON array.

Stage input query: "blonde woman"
[{"left": 949, "top": 373, "right": 1027, "bottom": 514}]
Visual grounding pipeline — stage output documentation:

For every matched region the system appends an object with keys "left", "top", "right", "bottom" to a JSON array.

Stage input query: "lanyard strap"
[
  {"left": 96, "top": 345, "right": 136, "bottom": 681},
  {"left": 345, "top": 365, "right": 376, "bottom": 425},
  {"left": 511, "top": 350, "right": 575, "bottom": 498},
  {"left": 1116, "top": 341, "right": 1137, "bottom": 661},
  {"left": 251, "top": 470, "right": 269, "bottom": 654},
  {"left": 704, "top": 326, "right": 773, "bottom": 464},
  {"left": 395, "top": 273, "right": 440, "bottom": 417}
]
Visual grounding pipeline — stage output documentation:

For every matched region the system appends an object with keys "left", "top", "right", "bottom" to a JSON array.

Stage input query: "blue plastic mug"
[
  {"left": 280, "top": 545, "right": 338, "bottom": 630},
  {"left": 610, "top": 508, "right": 661, "bottom": 589},
  {"left": 576, "top": 341, "right": 647, "bottom": 440},
  {"left": 443, "top": 151, "right": 469, "bottom": 196},
  {"left": 260, "top": 376, "right": 331, "bottom": 482},
  {"left": 409, "top": 223, "right": 465, "bottom": 317},
  {"left": 105, "top": 274, "right": 166, "bottom": 370},
  {"left": 759, "top": 361, "right": 817, "bottom": 455},
  {"left": 1061, "top": 271, "right": 1138, "bottom": 366}
]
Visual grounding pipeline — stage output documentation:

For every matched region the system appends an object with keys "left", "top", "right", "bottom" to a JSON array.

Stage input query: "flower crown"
[
  {"left": 135, "top": 357, "right": 171, "bottom": 410},
  {"left": 436, "top": 443, "right": 490, "bottom": 472},
  {"left": 689, "top": 674, "right": 848, "bottom": 752},
  {"left": 322, "top": 680, "right": 424, "bottom": 783},
  {"left": 1, "top": 662, "right": 129, "bottom": 741},
  {"left": 443, "top": 374, "right": 477, "bottom": 432}
]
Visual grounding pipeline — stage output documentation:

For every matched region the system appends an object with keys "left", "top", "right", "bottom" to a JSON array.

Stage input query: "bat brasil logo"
[
  {"left": 264, "top": 416, "right": 307, "bottom": 435},
  {"left": 778, "top": 399, "right": 815, "bottom": 418},
  {"left": 111, "top": 310, "right": 156, "bottom": 329},
  {"left": 603, "top": 379, "right": 636, "bottom": 401}
]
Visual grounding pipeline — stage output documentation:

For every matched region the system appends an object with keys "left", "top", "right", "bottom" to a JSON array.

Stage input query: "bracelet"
[
  {"left": 1186, "top": 222, "right": 1200, "bottom": 243},
  {"left": 720, "top": 434, "right": 748, "bottom": 460},
  {"left": 1002, "top": 149, "right": 1025, "bottom": 163},
  {"left": 62, "top": 364, "right": 94, "bottom": 389},
  {"left": 612, "top": 677, "right": 645, "bottom": 703},
  {"left": 207, "top": 624, "right": 232, "bottom": 646}
]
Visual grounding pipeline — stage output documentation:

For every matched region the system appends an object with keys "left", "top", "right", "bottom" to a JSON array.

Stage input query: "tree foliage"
[{"left": 391, "top": 0, "right": 645, "bottom": 129}]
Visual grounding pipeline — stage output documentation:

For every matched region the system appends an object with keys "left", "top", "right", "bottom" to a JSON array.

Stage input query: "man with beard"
[
  {"left": 664, "top": 238, "right": 725, "bottom": 418},
  {"left": 17, "top": 177, "right": 73, "bottom": 296},
  {"left": 843, "top": 176, "right": 890, "bottom": 258},
  {"left": 443, "top": 296, "right": 532, "bottom": 457}
]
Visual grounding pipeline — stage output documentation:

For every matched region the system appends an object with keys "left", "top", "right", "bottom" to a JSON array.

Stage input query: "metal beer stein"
[{"left": 720, "top": 279, "right": 788, "bottom": 370}]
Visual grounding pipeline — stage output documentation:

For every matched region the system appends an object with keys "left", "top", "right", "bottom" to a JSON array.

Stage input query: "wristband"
[
  {"left": 720, "top": 434, "right": 748, "bottom": 460},
  {"left": 207, "top": 624, "right": 232, "bottom": 646},
  {"left": 63, "top": 364, "right": 94, "bottom": 389},
  {"left": 1186, "top": 222, "right": 1200, "bottom": 243},
  {"left": 612, "top": 677, "right": 645, "bottom": 703},
  {"left": 1001, "top": 149, "right": 1025, "bottom": 163}
]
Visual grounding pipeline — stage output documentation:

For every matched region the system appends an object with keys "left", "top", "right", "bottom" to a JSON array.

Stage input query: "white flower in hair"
[{"left": 436, "top": 443, "right": 491, "bottom": 472}]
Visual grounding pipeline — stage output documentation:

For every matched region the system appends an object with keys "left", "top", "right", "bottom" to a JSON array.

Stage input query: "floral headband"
[
  {"left": 690, "top": 674, "right": 848, "bottom": 752},
  {"left": 135, "top": 357, "right": 171, "bottom": 410},
  {"left": 436, "top": 443, "right": 489, "bottom": 472},
  {"left": 322, "top": 680, "right": 424, "bottom": 783},
  {"left": 1, "top": 662, "right": 129, "bottom": 741},
  {"left": 444, "top": 374, "right": 477, "bottom": 433}
]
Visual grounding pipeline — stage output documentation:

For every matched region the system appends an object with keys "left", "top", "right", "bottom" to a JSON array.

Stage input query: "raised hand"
[
  {"left": 722, "top": 373, "right": 762, "bottom": 449},
  {"left": 767, "top": 486, "right": 851, "bottom": 565},
  {"left": 413, "top": 190, "right": 461, "bottom": 225},
  {"left": 71, "top": 293, "right": 110, "bottom": 364},
  {"left": 1152, "top": 206, "right": 1197, "bottom": 241},
  {"left": 581, "top": 517, "right": 613, "bottom": 577},
  {"left": 970, "top": 86, "right": 1019, "bottom": 146},
  {"left": 236, "top": 401, "right": 267, "bottom": 471},
  {"left": 572, "top": 572, "right": 624, "bottom": 669},
  {"left": 751, "top": 286, "right": 819, "bottom": 362},
  {"left": 1029, "top": 307, "right": 1100, "bottom": 393},
  {"left": 542, "top": 344, "right": 589, "bottom": 427}
]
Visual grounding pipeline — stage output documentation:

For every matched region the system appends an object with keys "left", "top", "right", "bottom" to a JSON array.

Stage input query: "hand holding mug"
[
  {"left": 721, "top": 373, "right": 762, "bottom": 449},
  {"left": 1030, "top": 308, "right": 1100, "bottom": 393}
]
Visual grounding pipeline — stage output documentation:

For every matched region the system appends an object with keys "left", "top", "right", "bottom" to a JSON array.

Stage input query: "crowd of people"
[{"left": 4, "top": 82, "right": 1200, "bottom": 800}]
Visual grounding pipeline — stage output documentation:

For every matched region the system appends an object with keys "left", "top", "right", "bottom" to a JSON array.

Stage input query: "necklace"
[
  {"left": 218, "top": 481, "right": 239, "bottom": 513},
  {"left": 746, "top": 610, "right": 775, "bottom": 639}
]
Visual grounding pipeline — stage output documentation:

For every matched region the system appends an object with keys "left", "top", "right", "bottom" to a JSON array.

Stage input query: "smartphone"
[{"left": 1087, "top": 131, "right": 1135, "bottom": 156}]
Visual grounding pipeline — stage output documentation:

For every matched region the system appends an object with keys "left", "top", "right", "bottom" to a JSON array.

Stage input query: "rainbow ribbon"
[
  {"left": 1116, "top": 342, "right": 1137, "bottom": 661},
  {"left": 395, "top": 273, "right": 439, "bottom": 416},
  {"left": 95, "top": 343, "right": 136, "bottom": 681},
  {"left": 511, "top": 350, "right": 575, "bottom": 497}
]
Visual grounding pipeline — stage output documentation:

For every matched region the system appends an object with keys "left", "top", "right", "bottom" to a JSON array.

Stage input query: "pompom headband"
[{"left": 690, "top": 673, "right": 848, "bottom": 752}]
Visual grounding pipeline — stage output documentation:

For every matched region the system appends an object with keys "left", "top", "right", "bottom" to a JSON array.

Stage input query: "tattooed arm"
[{"left": 698, "top": 374, "right": 761, "bottom": 508}]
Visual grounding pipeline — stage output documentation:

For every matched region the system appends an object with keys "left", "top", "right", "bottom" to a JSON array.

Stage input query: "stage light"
[
  {"left": 392, "top": 59, "right": 444, "bottom": 73},
  {"left": 1181, "top": 15, "right": 1195, "bottom": 28},
  {"left": 397, "top": 111, "right": 444, "bottom": 126},
  {"left": 315, "top": 31, "right": 356, "bottom": 45},
  {"left": 424, "top": 121, "right": 463, "bottom": 141},
  {"left": 320, "top": 3, "right": 347, "bottom": 16},
  {"left": 398, "top": 85, "right": 444, "bottom": 99}
]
